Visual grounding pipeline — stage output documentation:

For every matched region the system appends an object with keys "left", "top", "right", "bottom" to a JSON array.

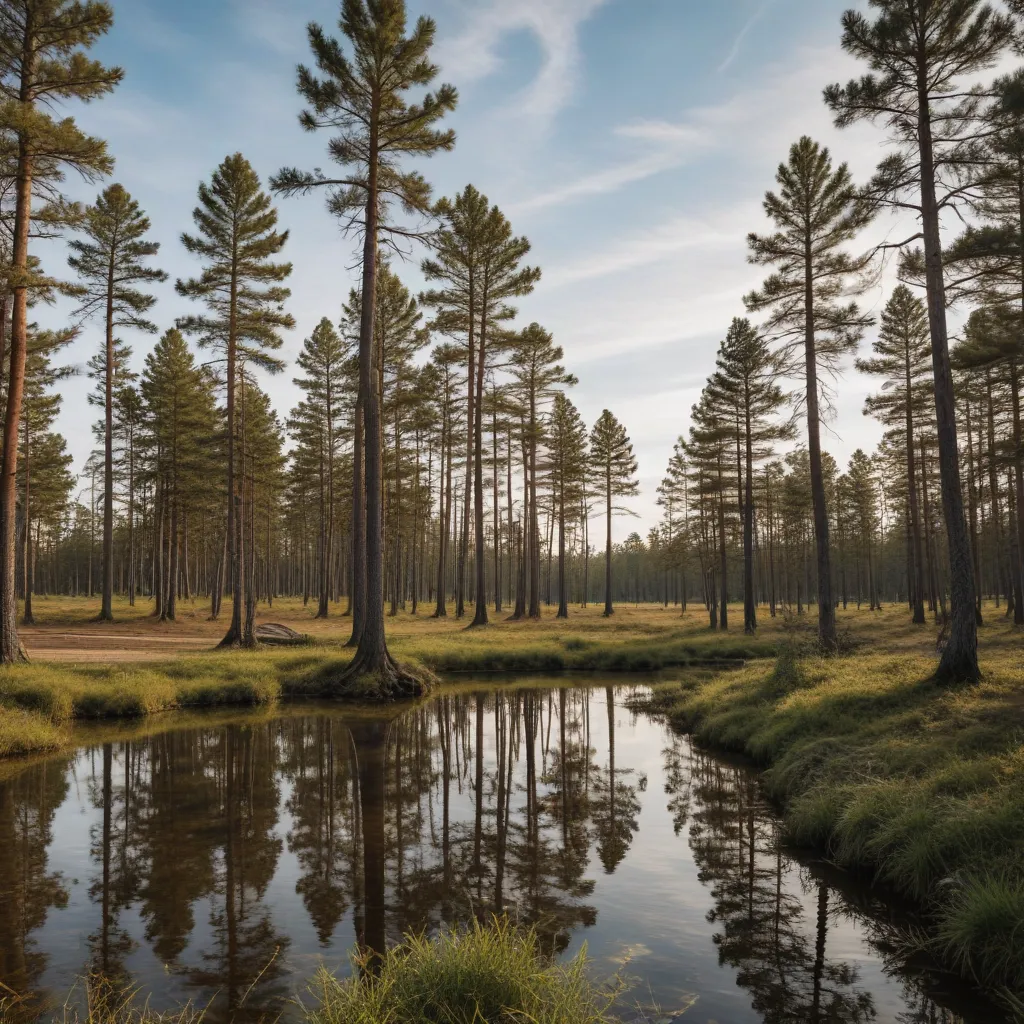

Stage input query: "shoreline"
[{"left": 626, "top": 643, "right": 1024, "bottom": 1010}]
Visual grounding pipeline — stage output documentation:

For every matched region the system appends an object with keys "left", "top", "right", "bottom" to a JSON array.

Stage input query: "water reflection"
[{"left": 0, "top": 686, "right": 1000, "bottom": 1024}]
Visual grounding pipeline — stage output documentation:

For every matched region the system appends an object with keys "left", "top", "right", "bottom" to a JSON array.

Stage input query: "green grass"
[
  {"left": 304, "top": 918, "right": 619, "bottom": 1024},
  {"left": 0, "top": 704, "right": 66, "bottom": 758},
  {"left": 1, "top": 599, "right": 1020, "bottom": 763},
  {"left": 0, "top": 600, "right": 785, "bottom": 761},
  {"left": 630, "top": 634, "right": 1024, "bottom": 999}
]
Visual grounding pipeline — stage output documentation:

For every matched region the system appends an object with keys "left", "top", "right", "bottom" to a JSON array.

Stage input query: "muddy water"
[{"left": 0, "top": 682, "right": 1003, "bottom": 1023}]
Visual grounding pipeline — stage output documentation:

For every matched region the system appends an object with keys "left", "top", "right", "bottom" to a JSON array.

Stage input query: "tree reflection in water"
[
  {"left": 662, "top": 732, "right": 983, "bottom": 1024},
  {"left": 0, "top": 757, "right": 70, "bottom": 1022},
  {"left": 0, "top": 688, "right": 999, "bottom": 1024}
]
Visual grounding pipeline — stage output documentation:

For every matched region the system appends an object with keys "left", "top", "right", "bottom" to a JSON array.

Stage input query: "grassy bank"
[
  {"left": 1, "top": 598, "right": 1019, "bottom": 762},
  {"left": 0, "top": 921, "right": 619, "bottom": 1024},
  {"left": 0, "top": 598, "right": 783, "bottom": 760},
  {"left": 630, "top": 632, "right": 1024, "bottom": 1001}
]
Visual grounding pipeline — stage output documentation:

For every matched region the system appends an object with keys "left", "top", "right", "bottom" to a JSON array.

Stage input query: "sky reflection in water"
[{"left": 0, "top": 683, "right": 1003, "bottom": 1024}]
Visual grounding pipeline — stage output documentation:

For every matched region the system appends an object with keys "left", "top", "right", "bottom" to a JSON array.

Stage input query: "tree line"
[
  {"left": 2, "top": 0, "right": 1022, "bottom": 689},
  {"left": 649, "top": 0, "right": 1024, "bottom": 685},
  {"left": 0, "top": 0, "right": 645, "bottom": 684}
]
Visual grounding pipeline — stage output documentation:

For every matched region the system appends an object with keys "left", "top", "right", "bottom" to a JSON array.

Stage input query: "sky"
[{"left": 37, "top": 0, "right": 916, "bottom": 538}]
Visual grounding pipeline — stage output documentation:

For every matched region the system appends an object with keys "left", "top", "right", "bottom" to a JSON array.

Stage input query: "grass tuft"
[
  {"left": 305, "top": 918, "right": 619, "bottom": 1024},
  {"left": 0, "top": 704, "right": 66, "bottom": 758},
  {"left": 936, "top": 874, "right": 1024, "bottom": 991}
]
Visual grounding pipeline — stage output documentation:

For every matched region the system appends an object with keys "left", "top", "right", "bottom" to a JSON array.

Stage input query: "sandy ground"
[{"left": 20, "top": 628, "right": 217, "bottom": 662}]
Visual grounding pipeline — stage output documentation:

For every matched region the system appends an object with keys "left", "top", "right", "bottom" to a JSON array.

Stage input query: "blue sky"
[{"left": 42, "top": 0, "right": 901, "bottom": 534}]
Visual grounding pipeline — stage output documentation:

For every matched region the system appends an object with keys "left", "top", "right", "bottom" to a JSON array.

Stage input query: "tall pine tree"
[
  {"left": 746, "top": 137, "right": 873, "bottom": 648},
  {"left": 588, "top": 410, "right": 639, "bottom": 617},
  {"left": 825, "top": 0, "right": 1014, "bottom": 681},
  {"left": 68, "top": 183, "right": 165, "bottom": 622},
  {"left": 0, "top": 0, "right": 120, "bottom": 662},
  {"left": 273, "top": 0, "right": 456, "bottom": 694},
  {"left": 176, "top": 154, "right": 293, "bottom": 645}
]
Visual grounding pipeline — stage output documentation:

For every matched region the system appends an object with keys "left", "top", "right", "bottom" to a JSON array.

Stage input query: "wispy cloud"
[
  {"left": 435, "top": 0, "right": 609, "bottom": 125},
  {"left": 511, "top": 121, "right": 710, "bottom": 213},
  {"left": 544, "top": 207, "right": 753, "bottom": 288},
  {"left": 511, "top": 44, "right": 859, "bottom": 214},
  {"left": 718, "top": 0, "right": 777, "bottom": 73}
]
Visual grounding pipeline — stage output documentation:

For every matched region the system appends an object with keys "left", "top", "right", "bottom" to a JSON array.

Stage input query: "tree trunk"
[
  {"left": 21, "top": 418, "right": 32, "bottom": 625},
  {"left": 717, "top": 453, "right": 728, "bottom": 631},
  {"left": 220, "top": 263, "right": 250, "bottom": 646},
  {"left": 0, "top": 126, "right": 34, "bottom": 663},
  {"left": 433, "top": 409, "right": 450, "bottom": 617},
  {"left": 492, "top": 400, "right": 501, "bottom": 614},
  {"left": 457, "top": 278, "right": 476, "bottom": 621},
  {"left": 528, "top": 397, "right": 541, "bottom": 618},
  {"left": 916, "top": 73, "right": 978, "bottom": 682},
  {"left": 343, "top": 149, "right": 419, "bottom": 695},
  {"left": 348, "top": 393, "right": 366, "bottom": 643},
  {"left": 99, "top": 261, "right": 115, "bottom": 621},
  {"left": 804, "top": 234, "right": 835, "bottom": 648},
  {"left": 556, "top": 459, "right": 568, "bottom": 619},
  {"left": 603, "top": 467, "right": 613, "bottom": 616}
]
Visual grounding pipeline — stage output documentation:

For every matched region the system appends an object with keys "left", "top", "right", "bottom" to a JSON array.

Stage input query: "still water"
[{"left": 0, "top": 682, "right": 1003, "bottom": 1024}]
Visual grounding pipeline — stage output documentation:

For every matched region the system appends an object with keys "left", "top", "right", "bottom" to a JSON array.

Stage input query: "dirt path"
[{"left": 21, "top": 629, "right": 215, "bottom": 663}]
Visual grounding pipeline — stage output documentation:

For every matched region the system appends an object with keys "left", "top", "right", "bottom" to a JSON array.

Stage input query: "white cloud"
[
  {"left": 509, "top": 44, "right": 863, "bottom": 216},
  {"left": 718, "top": 0, "right": 778, "bottom": 74},
  {"left": 544, "top": 205, "right": 756, "bottom": 289},
  {"left": 434, "top": 0, "right": 609, "bottom": 125}
]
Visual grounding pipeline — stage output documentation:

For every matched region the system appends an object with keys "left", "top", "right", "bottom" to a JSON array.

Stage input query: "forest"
[{"left": 1, "top": 0, "right": 1023, "bottom": 1023}]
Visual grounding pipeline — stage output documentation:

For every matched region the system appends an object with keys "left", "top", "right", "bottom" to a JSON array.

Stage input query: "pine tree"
[
  {"left": 931, "top": 71, "right": 1024, "bottom": 625},
  {"left": 426, "top": 342, "right": 464, "bottom": 618},
  {"left": 68, "top": 183, "right": 165, "bottom": 621},
  {"left": 657, "top": 439, "right": 690, "bottom": 613},
  {"left": 292, "top": 317, "right": 350, "bottom": 619},
  {"left": 19, "top": 327, "right": 75, "bottom": 623},
  {"left": 176, "top": 154, "right": 293, "bottom": 645},
  {"left": 422, "top": 185, "right": 539, "bottom": 626},
  {"left": 420, "top": 185, "right": 488, "bottom": 622},
  {"left": 686, "top": 390, "right": 733, "bottom": 629},
  {"left": 543, "top": 393, "right": 587, "bottom": 619},
  {"left": 112, "top": 384, "right": 144, "bottom": 606},
  {"left": 746, "top": 137, "right": 874, "bottom": 649},
  {"left": 0, "top": 0, "right": 120, "bottom": 662},
  {"left": 588, "top": 410, "right": 638, "bottom": 617},
  {"left": 273, "top": 0, "right": 456, "bottom": 693},
  {"left": 140, "top": 330, "right": 220, "bottom": 622},
  {"left": 856, "top": 286, "right": 932, "bottom": 625},
  {"left": 508, "top": 324, "right": 576, "bottom": 619},
  {"left": 846, "top": 449, "right": 881, "bottom": 611},
  {"left": 705, "top": 318, "right": 791, "bottom": 633},
  {"left": 954, "top": 308, "right": 1024, "bottom": 621},
  {"left": 825, "top": 0, "right": 1015, "bottom": 682}
]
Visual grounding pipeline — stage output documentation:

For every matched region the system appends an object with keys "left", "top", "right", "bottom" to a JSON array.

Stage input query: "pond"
[{"left": 0, "top": 681, "right": 1004, "bottom": 1024}]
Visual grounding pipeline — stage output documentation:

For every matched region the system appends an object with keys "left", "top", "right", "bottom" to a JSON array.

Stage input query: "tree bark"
[
  {"left": 743, "top": 382, "right": 756, "bottom": 633},
  {"left": 916, "top": 70, "right": 978, "bottom": 682},
  {"left": 0, "top": 109, "right": 33, "bottom": 663},
  {"left": 471, "top": 279, "right": 488, "bottom": 626},
  {"left": 99, "top": 256, "right": 116, "bottom": 621},
  {"left": 804, "top": 234, "right": 836, "bottom": 647}
]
